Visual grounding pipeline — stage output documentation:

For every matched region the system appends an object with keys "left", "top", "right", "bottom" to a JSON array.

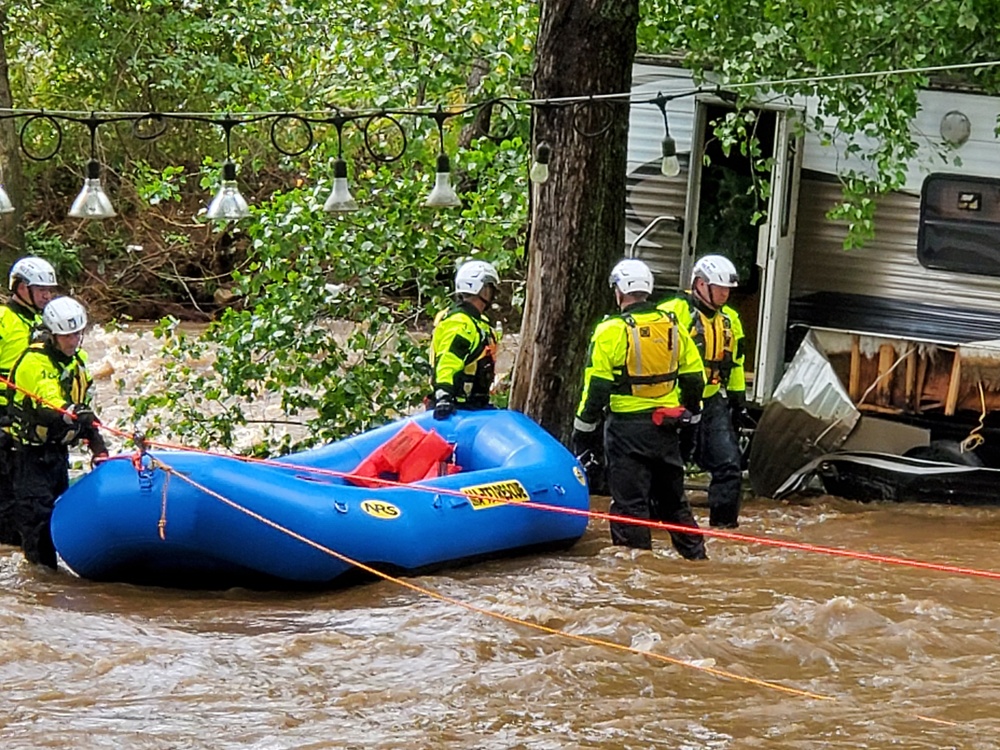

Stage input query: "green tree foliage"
[
  {"left": 639, "top": 0, "right": 1000, "bottom": 246},
  {"left": 0, "top": 0, "right": 537, "bottom": 451}
]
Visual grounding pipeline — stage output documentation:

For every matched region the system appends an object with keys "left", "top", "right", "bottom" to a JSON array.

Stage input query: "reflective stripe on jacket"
[
  {"left": 429, "top": 301, "right": 498, "bottom": 404},
  {"left": 9, "top": 340, "right": 93, "bottom": 446},
  {"left": 576, "top": 301, "right": 704, "bottom": 423},
  {"left": 658, "top": 293, "right": 745, "bottom": 399}
]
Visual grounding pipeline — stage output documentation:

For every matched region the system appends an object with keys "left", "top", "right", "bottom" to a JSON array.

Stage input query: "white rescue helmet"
[
  {"left": 609, "top": 258, "right": 654, "bottom": 295},
  {"left": 9, "top": 257, "right": 57, "bottom": 291},
  {"left": 691, "top": 255, "right": 739, "bottom": 287},
  {"left": 43, "top": 296, "right": 88, "bottom": 335},
  {"left": 454, "top": 260, "right": 500, "bottom": 296}
]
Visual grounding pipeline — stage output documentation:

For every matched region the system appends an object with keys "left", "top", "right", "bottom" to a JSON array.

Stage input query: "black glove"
[
  {"left": 64, "top": 403, "right": 98, "bottom": 428},
  {"left": 678, "top": 409, "right": 701, "bottom": 427},
  {"left": 571, "top": 427, "right": 602, "bottom": 462},
  {"left": 88, "top": 431, "right": 109, "bottom": 467},
  {"left": 433, "top": 394, "right": 456, "bottom": 420}
]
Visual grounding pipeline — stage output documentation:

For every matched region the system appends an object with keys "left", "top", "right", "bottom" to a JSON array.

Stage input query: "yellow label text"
[{"left": 461, "top": 479, "right": 530, "bottom": 510}]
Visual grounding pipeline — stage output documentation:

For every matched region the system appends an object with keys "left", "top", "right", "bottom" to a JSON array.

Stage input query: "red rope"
[{"left": 96, "top": 432, "right": 1000, "bottom": 583}]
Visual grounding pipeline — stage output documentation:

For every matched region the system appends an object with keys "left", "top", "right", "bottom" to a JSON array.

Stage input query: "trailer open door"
[{"left": 751, "top": 110, "right": 802, "bottom": 403}]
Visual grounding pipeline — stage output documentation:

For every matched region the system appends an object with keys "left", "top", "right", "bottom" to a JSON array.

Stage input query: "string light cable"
[{"left": 1, "top": 57, "right": 996, "bottom": 217}]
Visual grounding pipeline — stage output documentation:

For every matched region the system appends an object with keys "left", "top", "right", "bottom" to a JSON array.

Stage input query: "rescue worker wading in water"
[
  {"left": 658, "top": 254, "right": 749, "bottom": 528},
  {"left": 429, "top": 260, "right": 500, "bottom": 419},
  {"left": 571, "top": 258, "right": 708, "bottom": 559},
  {"left": 9, "top": 297, "right": 107, "bottom": 569},
  {"left": 0, "top": 257, "right": 58, "bottom": 546}
]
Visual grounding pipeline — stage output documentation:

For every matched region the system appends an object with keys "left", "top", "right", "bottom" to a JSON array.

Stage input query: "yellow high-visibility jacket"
[
  {"left": 575, "top": 301, "right": 705, "bottom": 429},
  {"left": 430, "top": 301, "right": 498, "bottom": 405},
  {"left": 0, "top": 300, "right": 42, "bottom": 407},
  {"left": 9, "top": 340, "right": 95, "bottom": 447},
  {"left": 658, "top": 292, "right": 745, "bottom": 400}
]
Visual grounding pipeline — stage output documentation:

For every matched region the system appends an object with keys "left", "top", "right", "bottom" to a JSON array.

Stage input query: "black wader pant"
[
  {"left": 605, "top": 412, "right": 706, "bottom": 560},
  {"left": 0, "top": 437, "right": 19, "bottom": 545},
  {"left": 696, "top": 392, "right": 743, "bottom": 528},
  {"left": 13, "top": 443, "right": 69, "bottom": 569}
]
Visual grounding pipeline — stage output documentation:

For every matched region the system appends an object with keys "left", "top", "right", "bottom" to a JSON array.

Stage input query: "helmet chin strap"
[
  {"left": 694, "top": 280, "right": 719, "bottom": 311},
  {"left": 14, "top": 283, "right": 35, "bottom": 310}
]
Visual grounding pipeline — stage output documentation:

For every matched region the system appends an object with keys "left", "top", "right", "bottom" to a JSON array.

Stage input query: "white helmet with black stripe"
[
  {"left": 691, "top": 255, "right": 739, "bottom": 287},
  {"left": 9, "top": 257, "right": 57, "bottom": 291},
  {"left": 609, "top": 258, "right": 654, "bottom": 295},
  {"left": 43, "top": 296, "right": 88, "bottom": 334},
  {"left": 455, "top": 260, "right": 500, "bottom": 296}
]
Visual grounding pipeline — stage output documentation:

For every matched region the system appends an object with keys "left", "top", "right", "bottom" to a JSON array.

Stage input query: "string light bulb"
[
  {"left": 425, "top": 153, "right": 461, "bottom": 207},
  {"left": 323, "top": 118, "right": 359, "bottom": 213},
  {"left": 69, "top": 116, "right": 116, "bottom": 219},
  {"left": 655, "top": 93, "right": 681, "bottom": 178},
  {"left": 324, "top": 158, "right": 359, "bottom": 212},
  {"left": 0, "top": 184, "right": 14, "bottom": 214},
  {"left": 206, "top": 116, "right": 251, "bottom": 221},
  {"left": 206, "top": 160, "right": 251, "bottom": 220},
  {"left": 424, "top": 106, "right": 461, "bottom": 208},
  {"left": 660, "top": 135, "right": 680, "bottom": 177},
  {"left": 529, "top": 142, "right": 551, "bottom": 184}
]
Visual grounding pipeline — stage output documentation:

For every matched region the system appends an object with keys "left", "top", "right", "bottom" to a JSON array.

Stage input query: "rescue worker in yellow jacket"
[
  {"left": 572, "top": 259, "right": 707, "bottom": 558},
  {"left": 9, "top": 297, "right": 107, "bottom": 569},
  {"left": 0, "top": 257, "right": 58, "bottom": 546},
  {"left": 658, "top": 254, "right": 750, "bottom": 528},
  {"left": 429, "top": 260, "right": 500, "bottom": 419}
]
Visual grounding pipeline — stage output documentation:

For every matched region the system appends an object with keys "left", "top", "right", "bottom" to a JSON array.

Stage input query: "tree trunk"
[
  {"left": 509, "top": 0, "right": 638, "bottom": 441},
  {"left": 0, "top": 9, "right": 25, "bottom": 261}
]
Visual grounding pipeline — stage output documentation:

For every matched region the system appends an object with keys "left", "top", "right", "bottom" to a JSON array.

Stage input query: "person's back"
[{"left": 572, "top": 258, "right": 707, "bottom": 558}]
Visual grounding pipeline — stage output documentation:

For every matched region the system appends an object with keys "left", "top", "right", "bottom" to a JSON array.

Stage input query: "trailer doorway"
[{"left": 683, "top": 99, "right": 801, "bottom": 404}]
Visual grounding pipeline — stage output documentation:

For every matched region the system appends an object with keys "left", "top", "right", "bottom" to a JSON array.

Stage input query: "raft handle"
[{"left": 334, "top": 500, "right": 348, "bottom": 514}]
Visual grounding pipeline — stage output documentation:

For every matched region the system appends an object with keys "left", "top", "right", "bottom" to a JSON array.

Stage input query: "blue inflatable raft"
[{"left": 50, "top": 410, "right": 591, "bottom": 588}]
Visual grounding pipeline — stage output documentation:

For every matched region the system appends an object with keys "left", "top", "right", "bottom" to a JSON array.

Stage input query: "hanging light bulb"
[
  {"left": 425, "top": 152, "right": 461, "bottom": 208},
  {"left": 529, "top": 142, "right": 551, "bottom": 184},
  {"left": 206, "top": 160, "right": 250, "bottom": 221},
  {"left": 424, "top": 106, "right": 461, "bottom": 208},
  {"left": 323, "top": 157, "right": 358, "bottom": 213},
  {"left": 655, "top": 93, "right": 681, "bottom": 178},
  {"left": 0, "top": 184, "right": 13, "bottom": 214},
  {"left": 661, "top": 135, "right": 680, "bottom": 177},
  {"left": 69, "top": 159, "right": 116, "bottom": 219}
]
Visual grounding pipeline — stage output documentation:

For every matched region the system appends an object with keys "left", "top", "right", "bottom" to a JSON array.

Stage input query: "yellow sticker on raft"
[
  {"left": 460, "top": 479, "right": 530, "bottom": 510},
  {"left": 360, "top": 500, "right": 402, "bottom": 519}
]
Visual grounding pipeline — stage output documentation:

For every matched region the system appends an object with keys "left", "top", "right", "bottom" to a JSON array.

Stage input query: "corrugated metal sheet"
[
  {"left": 624, "top": 163, "right": 687, "bottom": 286},
  {"left": 791, "top": 178, "right": 1000, "bottom": 315}
]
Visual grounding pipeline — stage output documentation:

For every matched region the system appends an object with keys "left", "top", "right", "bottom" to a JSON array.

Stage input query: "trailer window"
[{"left": 918, "top": 174, "right": 1000, "bottom": 277}]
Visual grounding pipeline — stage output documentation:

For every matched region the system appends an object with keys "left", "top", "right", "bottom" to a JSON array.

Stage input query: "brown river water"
[{"left": 1, "top": 327, "right": 999, "bottom": 748}]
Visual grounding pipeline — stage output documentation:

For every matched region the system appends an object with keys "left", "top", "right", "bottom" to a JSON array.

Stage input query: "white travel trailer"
[{"left": 626, "top": 56, "right": 1000, "bottom": 501}]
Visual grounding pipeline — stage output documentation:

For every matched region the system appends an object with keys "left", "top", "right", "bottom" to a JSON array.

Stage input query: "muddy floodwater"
[{"left": 1, "top": 326, "right": 999, "bottom": 748}]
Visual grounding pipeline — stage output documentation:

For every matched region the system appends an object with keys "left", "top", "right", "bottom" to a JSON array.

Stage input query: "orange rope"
[
  {"left": 3, "top": 358, "right": 983, "bottom": 586},
  {"left": 150, "top": 454, "right": 832, "bottom": 702},
  {"left": 105, "top": 436, "right": 1000, "bottom": 584}
]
